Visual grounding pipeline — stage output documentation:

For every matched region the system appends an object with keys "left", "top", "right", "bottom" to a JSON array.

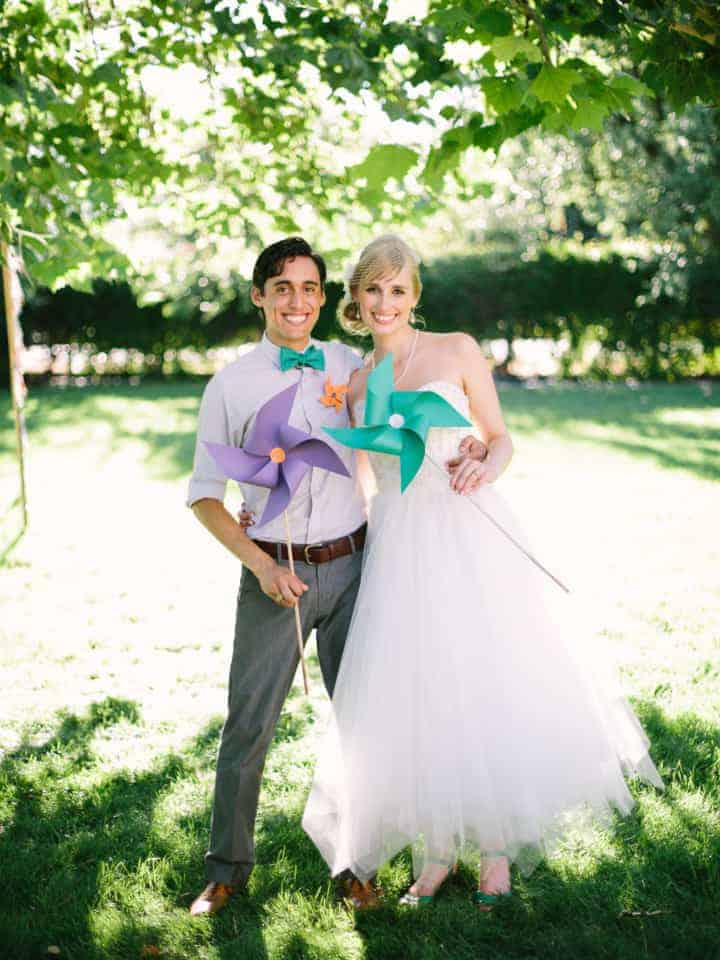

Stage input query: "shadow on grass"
[
  {"left": 3, "top": 381, "right": 718, "bottom": 488},
  {"left": 188, "top": 698, "right": 720, "bottom": 960},
  {"left": 1, "top": 693, "right": 719, "bottom": 960},
  {"left": 349, "top": 700, "right": 720, "bottom": 960},
  {"left": 1, "top": 382, "right": 204, "bottom": 481},
  {"left": 0, "top": 691, "right": 319, "bottom": 960},
  {"left": 0, "top": 696, "right": 267, "bottom": 960},
  {"left": 501, "top": 381, "right": 719, "bottom": 483}
]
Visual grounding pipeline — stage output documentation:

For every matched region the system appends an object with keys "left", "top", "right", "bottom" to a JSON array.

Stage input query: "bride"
[{"left": 300, "top": 234, "right": 663, "bottom": 908}]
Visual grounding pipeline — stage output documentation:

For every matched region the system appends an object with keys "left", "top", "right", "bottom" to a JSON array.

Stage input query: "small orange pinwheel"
[{"left": 320, "top": 377, "right": 349, "bottom": 413}]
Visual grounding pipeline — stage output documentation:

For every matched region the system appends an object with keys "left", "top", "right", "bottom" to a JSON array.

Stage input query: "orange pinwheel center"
[{"left": 269, "top": 447, "right": 286, "bottom": 463}]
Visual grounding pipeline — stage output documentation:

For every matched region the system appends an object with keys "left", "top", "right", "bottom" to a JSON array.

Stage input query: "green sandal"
[
  {"left": 398, "top": 891, "right": 435, "bottom": 907},
  {"left": 473, "top": 890, "right": 511, "bottom": 909},
  {"left": 398, "top": 863, "right": 457, "bottom": 907}
]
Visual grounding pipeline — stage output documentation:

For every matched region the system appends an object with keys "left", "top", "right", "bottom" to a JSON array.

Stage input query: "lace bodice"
[{"left": 353, "top": 380, "right": 476, "bottom": 496}]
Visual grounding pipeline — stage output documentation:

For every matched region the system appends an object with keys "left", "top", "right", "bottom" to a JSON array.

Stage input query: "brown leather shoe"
[
  {"left": 340, "top": 876, "right": 380, "bottom": 910},
  {"left": 189, "top": 881, "right": 236, "bottom": 916}
]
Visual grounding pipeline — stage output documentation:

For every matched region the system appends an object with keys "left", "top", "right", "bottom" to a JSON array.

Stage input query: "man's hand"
[
  {"left": 192, "top": 497, "right": 308, "bottom": 607},
  {"left": 257, "top": 561, "right": 308, "bottom": 608},
  {"left": 237, "top": 504, "right": 307, "bottom": 608},
  {"left": 446, "top": 435, "right": 493, "bottom": 495}
]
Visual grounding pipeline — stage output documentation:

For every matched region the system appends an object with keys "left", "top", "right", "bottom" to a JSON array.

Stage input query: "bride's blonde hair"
[{"left": 338, "top": 234, "right": 423, "bottom": 337}]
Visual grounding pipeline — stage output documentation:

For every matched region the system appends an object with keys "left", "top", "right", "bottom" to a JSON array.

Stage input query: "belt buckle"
[{"left": 303, "top": 542, "right": 324, "bottom": 565}]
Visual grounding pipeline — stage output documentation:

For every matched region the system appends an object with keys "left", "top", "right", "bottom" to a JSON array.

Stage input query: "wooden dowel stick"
[{"left": 426, "top": 454, "right": 571, "bottom": 594}]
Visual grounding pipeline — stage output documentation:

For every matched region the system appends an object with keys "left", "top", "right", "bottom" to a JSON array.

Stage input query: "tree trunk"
[{"left": 2, "top": 240, "right": 29, "bottom": 530}]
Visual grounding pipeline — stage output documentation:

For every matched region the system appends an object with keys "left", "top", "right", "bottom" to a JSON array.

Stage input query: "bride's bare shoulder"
[{"left": 419, "top": 330, "right": 481, "bottom": 360}]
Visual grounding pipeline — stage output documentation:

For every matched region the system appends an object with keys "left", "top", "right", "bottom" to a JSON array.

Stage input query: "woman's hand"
[
  {"left": 446, "top": 436, "right": 496, "bottom": 495},
  {"left": 237, "top": 502, "right": 256, "bottom": 529}
]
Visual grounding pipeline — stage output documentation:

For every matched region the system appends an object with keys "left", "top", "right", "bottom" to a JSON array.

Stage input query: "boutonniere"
[{"left": 319, "top": 377, "right": 349, "bottom": 413}]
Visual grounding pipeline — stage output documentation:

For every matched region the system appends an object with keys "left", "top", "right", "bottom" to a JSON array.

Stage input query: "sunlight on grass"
[
  {"left": 656, "top": 407, "right": 720, "bottom": 428},
  {"left": 2, "top": 381, "right": 719, "bottom": 959}
]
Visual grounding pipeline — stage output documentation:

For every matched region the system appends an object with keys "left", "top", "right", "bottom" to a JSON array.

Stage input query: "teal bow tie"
[{"left": 279, "top": 344, "right": 325, "bottom": 372}]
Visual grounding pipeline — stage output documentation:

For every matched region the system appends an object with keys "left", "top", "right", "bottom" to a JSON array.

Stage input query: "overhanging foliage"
[{"left": 1, "top": 1, "right": 718, "bottom": 290}]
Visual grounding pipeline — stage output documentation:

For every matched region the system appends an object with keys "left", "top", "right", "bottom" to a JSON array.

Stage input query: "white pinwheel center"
[{"left": 388, "top": 413, "right": 405, "bottom": 429}]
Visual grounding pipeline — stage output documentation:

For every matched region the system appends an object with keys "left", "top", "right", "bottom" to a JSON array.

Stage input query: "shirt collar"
[{"left": 259, "top": 332, "right": 281, "bottom": 368}]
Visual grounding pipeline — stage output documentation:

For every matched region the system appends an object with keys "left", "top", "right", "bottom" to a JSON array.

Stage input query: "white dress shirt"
[{"left": 187, "top": 334, "right": 367, "bottom": 544}]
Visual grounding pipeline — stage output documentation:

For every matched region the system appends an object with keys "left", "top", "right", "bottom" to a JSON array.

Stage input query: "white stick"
[
  {"left": 426, "top": 454, "right": 571, "bottom": 594},
  {"left": 284, "top": 510, "right": 310, "bottom": 694}
]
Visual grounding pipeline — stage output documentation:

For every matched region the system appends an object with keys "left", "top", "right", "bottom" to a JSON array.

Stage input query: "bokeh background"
[{"left": 1, "top": 2, "right": 719, "bottom": 959}]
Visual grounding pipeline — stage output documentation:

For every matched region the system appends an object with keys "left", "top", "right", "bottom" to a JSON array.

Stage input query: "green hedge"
[
  {"left": 3, "top": 251, "right": 719, "bottom": 382},
  {"left": 418, "top": 252, "right": 720, "bottom": 378}
]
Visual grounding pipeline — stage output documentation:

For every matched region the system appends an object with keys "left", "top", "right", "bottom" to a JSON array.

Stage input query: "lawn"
[{"left": 1, "top": 378, "right": 719, "bottom": 960}]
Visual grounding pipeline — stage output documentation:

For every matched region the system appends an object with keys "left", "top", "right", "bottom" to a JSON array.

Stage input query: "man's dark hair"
[{"left": 251, "top": 237, "right": 327, "bottom": 293}]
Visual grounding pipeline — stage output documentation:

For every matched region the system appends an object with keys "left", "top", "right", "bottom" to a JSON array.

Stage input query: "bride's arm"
[
  {"left": 456, "top": 334, "right": 513, "bottom": 488},
  {"left": 346, "top": 366, "right": 377, "bottom": 502},
  {"left": 346, "top": 364, "right": 369, "bottom": 422}
]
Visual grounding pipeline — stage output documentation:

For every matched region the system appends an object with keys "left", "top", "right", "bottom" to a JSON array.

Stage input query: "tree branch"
[
  {"left": 671, "top": 21, "right": 717, "bottom": 48},
  {"left": 517, "top": 1, "right": 553, "bottom": 66}
]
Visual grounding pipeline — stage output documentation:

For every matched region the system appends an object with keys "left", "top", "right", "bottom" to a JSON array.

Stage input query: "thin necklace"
[{"left": 370, "top": 328, "right": 419, "bottom": 385}]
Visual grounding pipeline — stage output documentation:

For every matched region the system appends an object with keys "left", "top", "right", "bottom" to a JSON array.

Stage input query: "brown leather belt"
[{"left": 253, "top": 523, "right": 367, "bottom": 566}]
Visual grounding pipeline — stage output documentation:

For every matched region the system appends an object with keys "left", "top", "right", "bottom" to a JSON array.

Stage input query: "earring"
[
  {"left": 353, "top": 302, "right": 361, "bottom": 320},
  {"left": 409, "top": 308, "right": 416, "bottom": 325}
]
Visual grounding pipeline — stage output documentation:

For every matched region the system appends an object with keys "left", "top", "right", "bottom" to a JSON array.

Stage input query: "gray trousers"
[{"left": 205, "top": 549, "right": 363, "bottom": 886}]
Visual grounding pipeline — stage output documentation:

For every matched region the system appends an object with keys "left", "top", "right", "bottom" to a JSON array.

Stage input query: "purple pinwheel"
[{"left": 203, "top": 382, "right": 350, "bottom": 527}]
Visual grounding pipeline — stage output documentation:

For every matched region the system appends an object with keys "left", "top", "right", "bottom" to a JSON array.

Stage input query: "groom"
[{"left": 186, "top": 237, "right": 486, "bottom": 915}]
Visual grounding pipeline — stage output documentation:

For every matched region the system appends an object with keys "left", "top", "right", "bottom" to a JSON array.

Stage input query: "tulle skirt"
[{"left": 302, "top": 450, "right": 662, "bottom": 882}]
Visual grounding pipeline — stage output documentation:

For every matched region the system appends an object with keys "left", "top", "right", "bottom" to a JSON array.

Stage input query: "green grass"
[{"left": 1, "top": 379, "right": 719, "bottom": 959}]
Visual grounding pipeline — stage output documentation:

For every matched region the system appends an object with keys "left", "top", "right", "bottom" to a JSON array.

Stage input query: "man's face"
[{"left": 251, "top": 256, "right": 326, "bottom": 350}]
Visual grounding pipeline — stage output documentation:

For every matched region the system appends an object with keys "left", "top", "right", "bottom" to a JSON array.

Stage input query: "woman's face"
[{"left": 355, "top": 261, "right": 417, "bottom": 338}]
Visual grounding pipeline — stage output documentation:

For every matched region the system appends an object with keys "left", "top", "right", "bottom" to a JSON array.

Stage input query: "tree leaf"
[
  {"left": 421, "top": 127, "right": 468, "bottom": 190},
  {"left": 570, "top": 98, "right": 610, "bottom": 131},
  {"left": 90, "top": 62, "right": 123, "bottom": 86},
  {"left": 529, "top": 65, "right": 584, "bottom": 104},
  {"left": 432, "top": 7, "right": 475, "bottom": 35},
  {"left": 474, "top": 9, "right": 514, "bottom": 37},
  {"left": 348, "top": 145, "right": 418, "bottom": 190},
  {"left": 471, "top": 122, "right": 503, "bottom": 152},
  {"left": 499, "top": 107, "right": 544, "bottom": 139},
  {"left": 490, "top": 35, "right": 543, "bottom": 63},
  {"left": 540, "top": 101, "right": 576, "bottom": 132},
  {"left": 473, "top": 181, "right": 494, "bottom": 198},
  {"left": 610, "top": 73, "right": 653, "bottom": 99},
  {"left": 0, "top": 83, "right": 21, "bottom": 106},
  {"left": 480, "top": 77, "right": 527, "bottom": 116}
]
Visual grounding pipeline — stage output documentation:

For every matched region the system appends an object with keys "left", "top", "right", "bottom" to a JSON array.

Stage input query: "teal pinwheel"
[{"left": 324, "top": 354, "right": 471, "bottom": 490}]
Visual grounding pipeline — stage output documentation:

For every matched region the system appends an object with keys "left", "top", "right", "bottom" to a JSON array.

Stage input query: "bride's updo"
[{"left": 338, "top": 234, "right": 423, "bottom": 337}]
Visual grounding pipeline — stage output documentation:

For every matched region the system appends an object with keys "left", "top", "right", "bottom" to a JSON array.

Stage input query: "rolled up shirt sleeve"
[{"left": 186, "top": 374, "right": 231, "bottom": 508}]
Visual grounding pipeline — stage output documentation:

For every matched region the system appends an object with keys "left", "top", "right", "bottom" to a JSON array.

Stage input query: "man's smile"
[{"left": 283, "top": 312, "right": 312, "bottom": 326}]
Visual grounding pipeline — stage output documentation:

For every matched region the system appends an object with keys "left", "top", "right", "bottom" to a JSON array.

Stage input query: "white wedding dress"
[{"left": 302, "top": 381, "right": 663, "bottom": 881}]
